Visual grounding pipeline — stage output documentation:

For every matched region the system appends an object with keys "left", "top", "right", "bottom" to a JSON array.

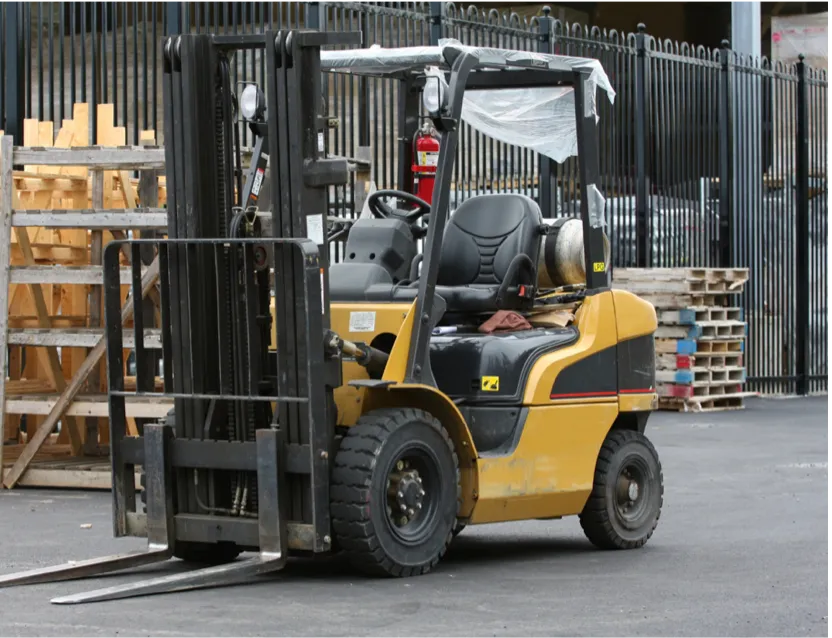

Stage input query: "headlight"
[
  {"left": 240, "top": 84, "right": 265, "bottom": 120},
  {"left": 422, "top": 76, "right": 445, "bottom": 114}
]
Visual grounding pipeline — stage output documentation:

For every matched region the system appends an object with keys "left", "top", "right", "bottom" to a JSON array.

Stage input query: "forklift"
[{"left": 0, "top": 32, "right": 662, "bottom": 603}]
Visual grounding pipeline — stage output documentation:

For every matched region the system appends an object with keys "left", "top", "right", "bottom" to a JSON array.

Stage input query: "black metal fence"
[{"left": 1, "top": 2, "right": 827, "bottom": 396}]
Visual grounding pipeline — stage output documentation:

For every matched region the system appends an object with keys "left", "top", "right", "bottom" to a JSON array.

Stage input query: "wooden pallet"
[
  {"left": 657, "top": 352, "right": 745, "bottom": 370},
  {"left": 655, "top": 337, "right": 745, "bottom": 355},
  {"left": 1, "top": 109, "right": 167, "bottom": 490},
  {"left": 658, "top": 392, "right": 757, "bottom": 413},
  {"left": 0, "top": 442, "right": 141, "bottom": 490},
  {"left": 629, "top": 292, "right": 742, "bottom": 309},
  {"left": 654, "top": 320, "right": 747, "bottom": 341},
  {"left": 658, "top": 306, "right": 744, "bottom": 325},
  {"left": 658, "top": 380, "right": 746, "bottom": 399},
  {"left": 656, "top": 366, "right": 746, "bottom": 385}
]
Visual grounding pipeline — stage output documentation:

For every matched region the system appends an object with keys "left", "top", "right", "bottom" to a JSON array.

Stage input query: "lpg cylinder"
[{"left": 537, "top": 217, "right": 611, "bottom": 288}]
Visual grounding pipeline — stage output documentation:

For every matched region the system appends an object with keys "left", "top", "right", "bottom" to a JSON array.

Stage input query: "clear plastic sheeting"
[
  {"left": 425, "top": 66, "right": 587, "bottom": 163},
  {"left": 321, "top": 39, "right": 615, "bottom": 163}
]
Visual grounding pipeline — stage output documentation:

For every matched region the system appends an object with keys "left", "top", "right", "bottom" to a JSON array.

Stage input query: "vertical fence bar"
[
  {"left": 794, "top": 54, "right": 810, "bottom": 396},
  {"left": 717, "top": 39, "right": 733, "bottom": 268},
  {"left": 537, "top": 7, "right": 554, "bottom": 218},
  {"left": 3, "top": 3, "right": 24, "bottom": 141},
  {"left": 429, "top": 2, "right": 442, "bottom": 46},
  {"left": 634, "top": 23, "right": 648, "bottom": 266},
  {"left": 306, "top": 1, "right": 321, "bottom": 30},
  {"left": 166, "top": 2, "right": 181, "bottom": 35}
]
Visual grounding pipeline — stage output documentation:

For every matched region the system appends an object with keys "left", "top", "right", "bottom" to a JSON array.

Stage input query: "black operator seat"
[{"left": 364, "top": 193, "right": 543, "bottom": 314}]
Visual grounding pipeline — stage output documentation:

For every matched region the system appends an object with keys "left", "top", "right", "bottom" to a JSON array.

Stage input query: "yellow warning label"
[
  {"left": 481, "top": 376, "right": 500, "bottom": 392},
  {"left": 593, "top": 261, "right": 606, "bottom": 272}
]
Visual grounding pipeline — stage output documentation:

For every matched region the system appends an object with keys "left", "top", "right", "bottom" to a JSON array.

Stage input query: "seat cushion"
[{"left": 437, "top": 193, "right": 542, "bottom": 287}]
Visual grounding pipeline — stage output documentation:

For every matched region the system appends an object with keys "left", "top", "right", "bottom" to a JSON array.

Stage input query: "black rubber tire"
[
  {"left": 330, "top": 408, "right": 459, "bottom": 577},
  {"left": 452, "top": 522, "right": 466, "bottom": 537},
  {"left": 579, "top": 429, "right": 663, "bottom": 550}
]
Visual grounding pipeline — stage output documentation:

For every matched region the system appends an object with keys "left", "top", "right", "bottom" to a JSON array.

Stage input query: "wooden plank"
[
  {"left": 87, "top": 168, "right": 105, "bottom": 454},
  {"left": 0, "top": 137, "right": 14, "bottom": 474},
  {"left": 22, "top": 120, "right": 40, "bottom": 173},
  {"left": 37, "top": 121, "right": 55, "bottom": 176},
  {"left": 3, "top": 256, "right": 160, "bottom": 489},
  {"left": 10, "top": 265, "right": 142, "bottom": 285},
  {"left": 9, "top": 315, "right": 89, "bottom": 328},
  {"left": 4, "top": 394, "right": 173, "bottom": 418},
  {"left": 11, "top": 208, "right": 168, "bottom": 229},
  {"left": 63, "top": 103, "right": 90, "bottom": 179},
  {"left": 7, "top": 327, "right": 162, "bottom": 348},
  {"left": 12, "top": 147, "right": 165, "bottom": 170},
  {"left": 3, "top": 465, "right": 119, "bottom": 490}
]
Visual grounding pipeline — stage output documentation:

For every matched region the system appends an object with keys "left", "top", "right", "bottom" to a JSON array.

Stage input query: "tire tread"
[
  {"left": 579, "top": 429, "right": 664, "bottom": 550},
  {"left": 331, "top": 408, "right": 458, "bottom": 577}
]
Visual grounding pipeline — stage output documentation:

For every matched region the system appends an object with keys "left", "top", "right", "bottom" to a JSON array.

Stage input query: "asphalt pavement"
[{"left": 0, "top": 396, "right": 827, "bottom": 637}]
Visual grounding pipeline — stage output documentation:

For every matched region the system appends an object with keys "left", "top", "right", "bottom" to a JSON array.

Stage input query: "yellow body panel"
[
  {"left": 329, "top": 302, "right": 412, "bottom": 425},
  {"left": 471, "top": 402, "right": 619, "bottom": 523},
  {"left": 270, "top": 284, "right": 658, "bottom": 526},
  {"left": 611, "top": 288, "right": 659, "bottom": 340},
  {"left": 523, "top": 291, "right": 619, "bottom": 405}
]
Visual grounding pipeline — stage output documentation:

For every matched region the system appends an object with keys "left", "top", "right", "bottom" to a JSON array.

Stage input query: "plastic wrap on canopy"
[{"left": 321, "top": 39, "right": 616, "bottom": 163}]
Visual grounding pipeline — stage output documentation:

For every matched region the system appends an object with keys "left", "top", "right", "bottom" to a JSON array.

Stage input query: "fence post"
[
  {"left": 717, "top": 39, "right": 734, "bottom": 268},
  {"left": 795, "top": 54, "right": 810, "bottom": 396},
  {"left": 634, "top": 23, "right": 649, "bottom": 266},
  {"left": 429, "top": 2, "right": 443, "bottom": 46},
  {"left": 536, "top": 7, "right": 555, "bottom": 218},
  {"left": 3, "top": 3, "right": 24, "bottom": 143},
  {"left": 166, "top": 3, "right": 182, "bottom": 35},
  {"left": 306, "top": 2, "right": 322, "bottom": 30}
]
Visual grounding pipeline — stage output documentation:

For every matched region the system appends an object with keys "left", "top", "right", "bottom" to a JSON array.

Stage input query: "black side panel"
[
  {"left": 457, "top": 406, "right": 526, "bottom": 453},
  {"left": 430, "top": 327, "right": 579, "bottom": 405},
  {"left": 548, "top": 334, "right": 656, "bottom": 400},
  {"left": 617, "top": 334, "right": 656, "bottom": 393},
  {"left": 549, "top": 344, "right": 618, "bottom": 399}
]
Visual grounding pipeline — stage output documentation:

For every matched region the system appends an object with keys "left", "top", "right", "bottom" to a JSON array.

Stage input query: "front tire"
[
  {"left": 331, "top": 408, "right": 459, "bottom": 577},
  {"left": 579, "top": 429, "right": 663, "bottom": 550}
]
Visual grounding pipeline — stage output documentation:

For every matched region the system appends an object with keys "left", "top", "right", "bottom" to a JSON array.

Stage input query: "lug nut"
[
  {"left": 407, "top": 508, "right": 415, "bottom": 517},
  {"left": 416, "top": 477, "right": 422, "bottom": 484},
  {"left": 416, "top": 503, "right": 422, "bottom": 510},
  {"left": 400, "top": 503, "right": 407, "bottom": 512},
  {"left": 397, "top": 491, "right": 404, "bottom": 499},
  {"left": 418, "top": 489, "right": 425, "bottom": 497}
]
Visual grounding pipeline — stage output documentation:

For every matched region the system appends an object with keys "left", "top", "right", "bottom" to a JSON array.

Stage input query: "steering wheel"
[{"left": 367, "top": 190, "right": 432, "bottom": 225}]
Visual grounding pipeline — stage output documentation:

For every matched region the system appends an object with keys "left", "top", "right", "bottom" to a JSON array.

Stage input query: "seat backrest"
[{"left": 437, "top": 193, "right": 542, "bottom": 286}]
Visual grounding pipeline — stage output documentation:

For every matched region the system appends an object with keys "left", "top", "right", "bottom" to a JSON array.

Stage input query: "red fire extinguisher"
[{"left": 412, "top": 122, "right": 440, "bottom": 204}]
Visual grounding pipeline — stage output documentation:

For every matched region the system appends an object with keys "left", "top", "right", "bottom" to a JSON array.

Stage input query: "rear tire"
[
  {"left": 331, "top": 408, "right": 459, "bottom": 577},
  {"left": 579, "top": 429, "right": 663, "bottom": 550}
]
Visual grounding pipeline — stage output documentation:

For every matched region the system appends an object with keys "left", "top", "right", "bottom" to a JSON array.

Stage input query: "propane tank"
[
  {"left": 538, "top": 217, "right": 611, "bottom": 288},
  {"left": 412, "top": 122, "right": 440, "bottom": 204}
]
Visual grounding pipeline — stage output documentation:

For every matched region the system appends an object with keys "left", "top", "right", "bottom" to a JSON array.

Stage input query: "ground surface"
[{"left": 0, "top": 397, "right": 827, "bottom": 637}]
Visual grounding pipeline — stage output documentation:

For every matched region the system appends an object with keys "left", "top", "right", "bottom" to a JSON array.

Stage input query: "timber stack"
[{"left": 613, "top": 268, "right": 758, "bottom": 412}]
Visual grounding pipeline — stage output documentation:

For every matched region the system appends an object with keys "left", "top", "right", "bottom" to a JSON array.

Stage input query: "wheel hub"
[{"left": 387, "top": 461, "right": 425, "bottom": 526}]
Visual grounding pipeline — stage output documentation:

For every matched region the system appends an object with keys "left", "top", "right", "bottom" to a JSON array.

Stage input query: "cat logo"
[
  {"left": 593, "top": 261, "right": 606, "bottom": 272},
  {"left": 481, "top": 376, "right": 500, "bottom": 392}
]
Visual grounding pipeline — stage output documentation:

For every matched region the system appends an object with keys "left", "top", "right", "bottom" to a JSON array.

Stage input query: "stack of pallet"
[
  {"left": 0, "top": 103, "right": 169, "bottom": 489},
  {"left": 613, "top": 267, "right": 757, "bottom": 412}
]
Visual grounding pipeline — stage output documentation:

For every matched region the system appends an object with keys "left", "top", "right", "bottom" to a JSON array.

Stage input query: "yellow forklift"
[{"left": 0, "top": 32, "right": 661, "bottom": 603}]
